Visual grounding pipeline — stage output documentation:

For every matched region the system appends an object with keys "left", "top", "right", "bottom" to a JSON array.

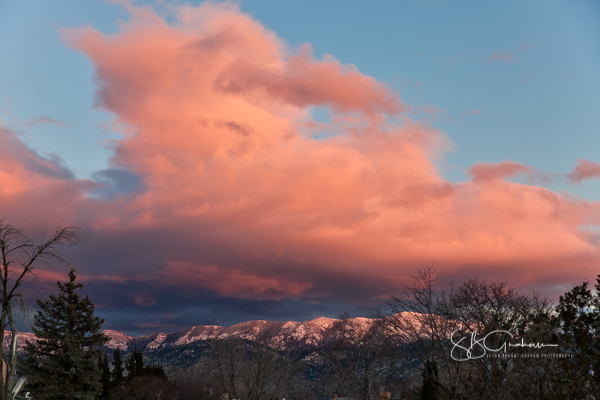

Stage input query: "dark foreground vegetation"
[
  {"left": 135, "top": 265, "right": 599, "bottom": 400},
  {"left": 1, "top": 220, "right": 599, "bottom": 400}
]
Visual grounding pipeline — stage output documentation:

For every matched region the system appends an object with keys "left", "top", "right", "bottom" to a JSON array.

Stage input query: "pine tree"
[
  {"left": 125, "top": 349, "right": 144, "bottom": 381},
  {"left": 19, "top": 269, "right": 109, "bottom": 400},
  {"left": 552, "top": 276, "right": 600, "bottom": 396},
  {"left": 111, "top": 348, "right": 125, "bottom": 388},
  {"left": 108, "top": 349, "right": 168, "bottom": 399},
  {"left": 97, "top": 352, "right": 111, "bottom": 399},
  {"left": 123, "top": 349, "right": 167, "bottom": 381}
]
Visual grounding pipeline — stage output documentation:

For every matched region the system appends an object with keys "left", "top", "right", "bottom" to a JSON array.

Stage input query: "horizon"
[{"left": 1, "top": 0, "right": 599, "bottom": 337}]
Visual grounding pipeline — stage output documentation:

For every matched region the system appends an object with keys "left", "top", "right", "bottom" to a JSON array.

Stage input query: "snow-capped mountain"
[
  {"left": 101, "top": 315, "right": 368, "bottom": 352},
  {"left": 3, "top": 313, "right": 428, "bottom": 369},
  {"left": 3, "top": 313, "right": 431, "bottom": 361},
  {"left": 3, "top": 315, "right": 374, "bottom": 356}
]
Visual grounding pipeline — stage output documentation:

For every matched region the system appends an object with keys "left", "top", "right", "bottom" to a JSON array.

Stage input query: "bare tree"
[
  {"left": 440, "top": 279, "right": 554, "bottom": 400},
  {"left": 0, "top": 218, "right": 84, "bottom": 400},
  {"left": 208, "top": 335, "right": 300, "bottom": 400},
  {"left": 376, "top": 264, "right": 463, "bottom": 400},
  {"left": 321, "top": 313, "right": 404, "bottom": 400},
  {"left": 377, "top": 264, "right": 558, "bottom": 400},
  {"left": 168, "top": 367, "right": 219, "bottom": 400},
  {"left": 108, "top": 375, "right": 179, "bottom": 400}
]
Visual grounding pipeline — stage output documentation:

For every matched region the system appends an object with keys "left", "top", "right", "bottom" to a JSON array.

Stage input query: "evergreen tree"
[
  {"left": 111, "top": 348, "right": 125, "bottom": 388},
  {"left": 19, "top": 269, "right": 110, "bottom": 400},
  {"left": 141, "top": 365, "right": 167, "bottom": 380},
  {"left": 125, "top": 349, "right": 144, "bottom": 381},
  {"left": 122, "top": 349, "right": 167, "bottom": 382},
  {"left": 0, "top": 220, "right": 84, "bottom": 400},
  {"left": 97, "top": 352, "right": 111, "bottom": 399},
  {"left": 552, "top": 276, "right": 600, "bottom": 396}
]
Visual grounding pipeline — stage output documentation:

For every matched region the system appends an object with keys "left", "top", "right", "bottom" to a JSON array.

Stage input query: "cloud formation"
[
  {"left": 485, "top": 50, "right": 515, "bottom": 63},
  {"left": 1, "top": 2, "right": 599, "bottom": 333},
  {"left": 0, "top": 125, "right": 78, "bottom": 199},
  {"left": 567, "top": 159, "right": 600, "bottom": 184},
  {"left": 468, "top": 160, "right": 536, "bottom": 183},
  {"left": 20, "top": 116, "right": 67, "bottom": 128}
]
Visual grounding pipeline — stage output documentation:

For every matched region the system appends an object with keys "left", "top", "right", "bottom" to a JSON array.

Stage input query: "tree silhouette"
[
  {"left": 0, "top": 219, "right": 84, "bottom": 400},
  {"left": 20, "top": 269, "right": 109, "bottom": 400}
]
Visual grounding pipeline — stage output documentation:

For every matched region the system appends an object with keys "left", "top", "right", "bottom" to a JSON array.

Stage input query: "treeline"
[
  {"left": 97, "top": 349, "right": 168, "bottom": 399},
  {"left": 91, "top": 265, "right": 600, "bottom": 400},
  {"left": 10, "top": 269, "right": 600, "bottom": 400},
  {"left": 170, "top": 269, "right": 599, "bottom": 400}
]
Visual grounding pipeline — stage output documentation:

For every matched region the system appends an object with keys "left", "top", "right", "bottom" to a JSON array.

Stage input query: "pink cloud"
[
  {"left": 0, "top": 124, "right": 95, "bottom": 231},
  {"left": 163, "top": 262, "right": 313, "bottom": 301},
  {"left": 26, "top": 268, "right": 70, "bottom": 284},
  {"left": 214, "top": 44, "right": 403, "bottom": 116},
  {"left": 485, "top": 50, "right": 515, "bottom": 63},
  {"left": 132, "top": 322, "right": 175, "bottom": 329},
  {"left": 54, "top": 3, "right": 600, "bottom": 294},
  {"left": 420, "top": 104, "right": 446, "bottom": 117},
  {"left": 131, "top": 294, "right": 157, "bottom": 306},
  {"left": 1, "top": 2, "right": 598, "bottom": 307},
  {"left": 468, "top": 160, "right": 535, "bottom": 183},
  {"left": 20, "top": 116, "right": 67, "bottom": 128},
  {"left": 567, "top": 159, "right": 600, "bottom": 184},
  {"left": 0, "top": 125, "right": 74, "bottom": 185}
]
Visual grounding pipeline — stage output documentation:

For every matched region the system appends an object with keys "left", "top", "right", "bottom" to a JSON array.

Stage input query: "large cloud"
[{"left": 2, "top": 2, "right": 599, "bottom": 333}]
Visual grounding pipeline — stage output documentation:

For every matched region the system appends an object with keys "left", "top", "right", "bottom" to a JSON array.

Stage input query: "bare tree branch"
[{"left": 0, "top": 218, "right": 85, "bottom": 400}]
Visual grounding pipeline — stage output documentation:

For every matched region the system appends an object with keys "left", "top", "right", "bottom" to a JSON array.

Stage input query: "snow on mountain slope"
[
  {"left": 138, "top": 317, "right": 347, "bottom": 351},
  {"left": 4, "top": 313, "right": 422, "bottom": 354}
]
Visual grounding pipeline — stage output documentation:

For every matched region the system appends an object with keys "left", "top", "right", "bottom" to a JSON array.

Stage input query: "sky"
[{"left": 1, "top": 0, "right": 599, "bottom": 336}]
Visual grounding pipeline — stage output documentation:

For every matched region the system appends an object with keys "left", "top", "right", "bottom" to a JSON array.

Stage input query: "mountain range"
[{"left": 3, "top": 315, "right": 377, "bottom": 368}]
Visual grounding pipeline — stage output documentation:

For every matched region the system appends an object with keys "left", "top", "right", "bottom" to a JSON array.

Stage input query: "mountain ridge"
[
  {"left": 3, "top": 315, "right": 376, "bottom": 355},
  {"left": 101, "top": 315, "right": 349, "bottom": 352}
]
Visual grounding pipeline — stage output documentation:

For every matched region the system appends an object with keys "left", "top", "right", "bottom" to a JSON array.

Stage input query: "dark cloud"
[
  {"left": 91, "top": 168, "right": 144, "bottom": 197},
  {"left": 28, "top": 273, "right": 371, "bottom": 336}
]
